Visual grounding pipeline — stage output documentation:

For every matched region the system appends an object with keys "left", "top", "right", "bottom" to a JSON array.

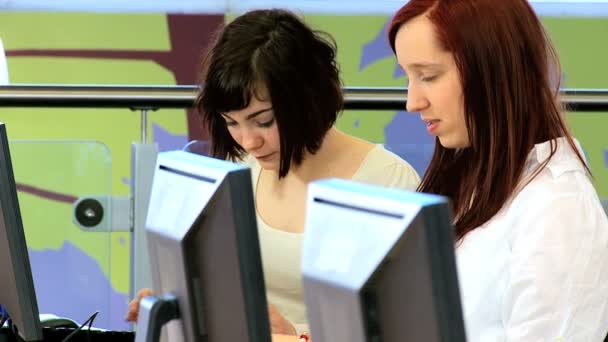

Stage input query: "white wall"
[
  {"left": 0, "top": 0, "right": 606, "bottom": 16},
  {"left": 0, "top": 38, "right": 8, "bottom": 85}
]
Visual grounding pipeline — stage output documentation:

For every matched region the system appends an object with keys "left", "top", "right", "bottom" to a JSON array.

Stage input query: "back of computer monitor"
[
  {"left": 0, "top": 123, "right": 43, "bottom": 341},
  {"left": 144, "top": 151, "right": 270, "bottom": 342},
  {"left": 302, "top": 179, "right": 465, "bottom": 342}
]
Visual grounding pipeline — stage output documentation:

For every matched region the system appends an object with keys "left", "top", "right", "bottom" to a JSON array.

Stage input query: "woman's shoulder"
[
  {"left": 515, "top": 141, "right": 595, "bottom": 206},
  {"left": 353, "top": 144, "right": 420, "bottom": 191},
  {"left": 502, "top": 158, "right": 606, "bottom": 238}
]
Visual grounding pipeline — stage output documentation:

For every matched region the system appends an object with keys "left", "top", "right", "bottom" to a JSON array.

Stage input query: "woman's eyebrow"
[{"left": 221, "top": 107, "right": 273, "bottom": 121}]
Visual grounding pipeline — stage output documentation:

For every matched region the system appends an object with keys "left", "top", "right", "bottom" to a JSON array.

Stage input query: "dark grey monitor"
[
  {"left": 302, "top": 179, "right": 466, "bottom": 342},
  {"left": 0, "top": 123, "right": 44, "bottom": 341},
  {"left": 135, "top": 151, "right": 270, "bottom": 342}
]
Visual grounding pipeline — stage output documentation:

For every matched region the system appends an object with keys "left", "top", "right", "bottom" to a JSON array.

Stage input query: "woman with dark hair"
[
  {"left": 389, "top": 0, "right": 608, "bottom": 340},
  {"left": 127, "top": 9, "right": 420, "bottom": 340}
]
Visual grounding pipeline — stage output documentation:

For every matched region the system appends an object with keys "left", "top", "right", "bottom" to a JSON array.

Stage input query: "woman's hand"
[
  {"left": 272, "top": 334, "right": 300, "bottom": 342},
  {"left": 268, "top": 304, "right": 297, "bottom": 336},
  {"left": 127, "top": 291, "right": 299, "bottom": 339},
  {"left": 125, "top": 288, "right": 154, "bottom": 322}
]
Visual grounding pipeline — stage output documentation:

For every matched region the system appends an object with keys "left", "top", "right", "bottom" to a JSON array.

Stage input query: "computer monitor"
[
  {"left": 0, "top": 122, "right": 44, "bottom": 341},
  {"left": 302, "top": 179, "right": 466, "bottom": 342},
  {"left": 136, "top": 151, "right": 270, "bottom": 342}
]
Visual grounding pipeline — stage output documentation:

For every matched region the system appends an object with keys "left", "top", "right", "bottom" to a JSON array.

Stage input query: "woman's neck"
[
  {"left": 286, "top": 127, "right": 374, "bottom": 182},
  {"left": 262, "top": 127, "right": 353, "bottom": 183},
  {"left": 290, "top": 127, "right": 344, "bottom": 181}
]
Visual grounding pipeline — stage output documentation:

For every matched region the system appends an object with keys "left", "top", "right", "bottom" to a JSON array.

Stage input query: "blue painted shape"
[
  {"left": 29, "top": 242, "right": 130, "bottom": 331},
  {"left": 153, "top": 124, "right": 188, "bottom": 153},
  {"left": 383, "top": 110, "right": 435, "bottom": 176}
]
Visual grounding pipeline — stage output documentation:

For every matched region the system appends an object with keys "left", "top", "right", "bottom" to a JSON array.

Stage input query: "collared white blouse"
[{"left": 456, "top": 138, "right": 608, "bottom": 341}]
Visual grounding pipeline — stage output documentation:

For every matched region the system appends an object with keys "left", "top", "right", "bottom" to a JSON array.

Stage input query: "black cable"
[
  {"left": 9, "top": 319, "right": 17, "bottom": 336},
  {"left": 85, "top": 311, "right": 99, "bottom": 342},
  {"left": 60, "top": 311, "right": 99, "bottom": 342},
  {"left": 0, "top": 306, "right": 8, "bottom": 328},
  {"left": 0, "top": 314, "right": 8, "bottom": 329}
]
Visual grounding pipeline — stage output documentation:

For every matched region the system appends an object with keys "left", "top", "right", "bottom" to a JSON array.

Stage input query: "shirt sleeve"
[
  {"left": 359, "top": 160, "right": 421, "bottom": 191},
  {"left": 503, "top": 191, "right": 608, "bottom": 341}
]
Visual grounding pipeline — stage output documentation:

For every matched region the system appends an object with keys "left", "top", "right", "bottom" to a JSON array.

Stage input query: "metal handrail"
[{"left": 0, "top": 84, "right": 607, "bottom": 111}]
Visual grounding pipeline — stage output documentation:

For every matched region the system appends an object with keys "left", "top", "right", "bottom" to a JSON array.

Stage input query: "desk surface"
[
  {"left": 0, "top": 327, "right": 134, "bottom": 342},
  {"left": 1, "top": 328, "right": 299, "bottom": 342}
]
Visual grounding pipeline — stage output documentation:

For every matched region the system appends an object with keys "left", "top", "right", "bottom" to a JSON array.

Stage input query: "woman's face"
[
  {"left": 394, "top": 15, "right": 470, "bottom": 149},
  {"left": 222, "top": 95, "right": 281, "bottom": 170}
]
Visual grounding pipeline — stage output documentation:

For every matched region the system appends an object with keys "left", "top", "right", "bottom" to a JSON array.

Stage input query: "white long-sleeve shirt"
[{"left": 456, "top": 138, "right": 608, "bottom": 341}]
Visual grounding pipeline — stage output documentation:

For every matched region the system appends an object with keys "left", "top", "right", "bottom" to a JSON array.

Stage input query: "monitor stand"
[{"left": 135, "top": 294, "right": 179, "bottom": 342}]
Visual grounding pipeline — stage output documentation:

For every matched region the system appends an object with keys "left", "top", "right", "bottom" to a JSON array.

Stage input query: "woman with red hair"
[{"left": 390, "top": 0, "right": 608, "bottom": 340}]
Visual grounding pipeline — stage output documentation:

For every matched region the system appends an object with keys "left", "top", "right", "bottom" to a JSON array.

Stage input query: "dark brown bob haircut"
[{"left": 196, "top": 9, "right": 343, "bottom": 177}]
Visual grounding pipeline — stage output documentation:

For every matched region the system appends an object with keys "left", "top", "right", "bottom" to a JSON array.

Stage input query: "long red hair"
[{"left": 388, "top": 0, "right": 589, "bottom": 240}]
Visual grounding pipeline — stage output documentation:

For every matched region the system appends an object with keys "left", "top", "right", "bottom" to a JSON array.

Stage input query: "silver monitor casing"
[
  {"left": 302, "top": 179, "right": 466, "bottom": 342},
  {"left": 141, "top": 151, "right": 270, "bottom": 342},
  {"left": 0, "top": 123, "right": 43, "bottom": 341}
]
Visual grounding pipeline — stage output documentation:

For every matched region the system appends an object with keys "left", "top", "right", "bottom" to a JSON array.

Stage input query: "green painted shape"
[
  {"left": 10, "top": 141, "right": 112, "bottom": 278},
  {"left": 542, "top": 18, "right": 608, "bottom": 88},
  {"left": 304, "top": 16, "right": 402, "bottom": 142},
  {"left": 0, "top": 12, "right": 170, "bottom": 50},
  {"left": 0, "top": 11, "right": 186, "bottom": 295},
  {"left": 9, "top": 58, "right": 176, "bottom": 84},
  {"left": 1, "top": 12, "right": 607, "bottom": 297},
  {"left": 567, "top": 112, "right": 608, "bottom": 197},
  {"left": 336, "top": 110, "right": 397, "bottom": 143}
]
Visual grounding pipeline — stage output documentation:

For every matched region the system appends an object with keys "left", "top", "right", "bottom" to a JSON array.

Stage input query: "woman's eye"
[{"left": 257, "top": 119, "right": 275, "bottom": 128}]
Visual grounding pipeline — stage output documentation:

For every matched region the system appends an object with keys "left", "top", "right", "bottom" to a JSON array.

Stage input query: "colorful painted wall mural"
[{"left": 0, "top": 10, "right": 606, "bottom": 331}]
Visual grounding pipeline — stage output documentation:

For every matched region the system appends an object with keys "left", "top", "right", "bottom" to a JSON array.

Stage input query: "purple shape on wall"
[
  {"left": 120, "top": 124, "right": 190, "bottom": 185},
  {"left": 29, "top": 241, "right": 131, "bottom": 331},
  {"left": 359, "top": 21, "right": 394, "bottom": 71},
  {"left": 384, "top": 111, "right": 435, "bottom": 176},
  {"left": 121, "top": 124, "right": 196, "bottom": 187},
  {"left": 359, "top": 20, "right": 431, "bottom": 175},
  {"left": 604, "top": 149, "right": 608, "bottom": 167},
  {"left": 393, "top": 64, "right": 405, "bottom": 79},
  {"left": 153, "top": 124, "right": 188, "bottom": 152},
  {"left": 359, "top": 17, "right": 405, "bottom": 79}
]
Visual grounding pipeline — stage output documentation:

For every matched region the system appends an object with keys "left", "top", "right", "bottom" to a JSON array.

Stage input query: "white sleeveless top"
[{"left": 243, "top": 145, "right": 420, "bottom": 333}]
